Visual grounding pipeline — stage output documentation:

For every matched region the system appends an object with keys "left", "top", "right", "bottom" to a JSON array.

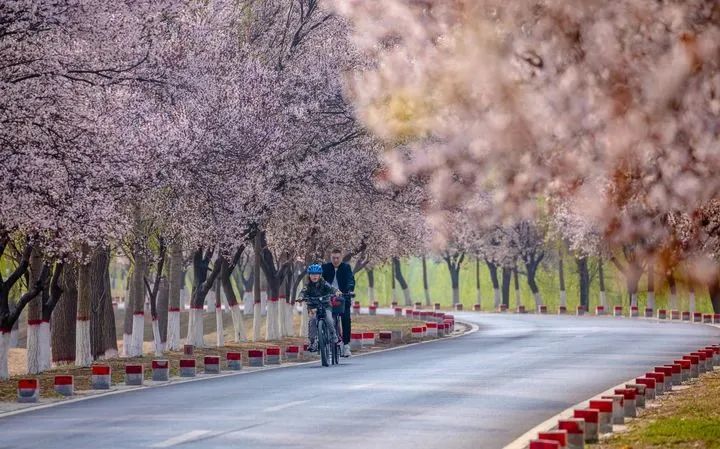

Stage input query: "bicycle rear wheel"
[{"left": 318, "top": 320, "right": 329, "bottom": 367}]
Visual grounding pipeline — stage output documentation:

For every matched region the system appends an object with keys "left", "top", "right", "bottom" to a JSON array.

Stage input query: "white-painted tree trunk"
[
  {"left": 630, "top": 293, "right": 638, "bottom": 308},
  {"left": 265, "top": 300, "right": 279, "bottom": 341},
  {"left": 647, "top": 292, "right": 656, "bottom": 310},
  {"left": 368, "top": 287, "right": 376, "bottom": 304},
  {"left": 243, "top": 292, "right": 254, "bottom": 316},
  {"left": 260, "top": 291, "right": 268, "bottom": 317},
  {"left": 559, "top": 290, "right": 567, "bottom": 308},
  {"left": 0, "top": 330, "right": 9, "bottom": 380},
  {"left": 39, "top": 321, "right": 51, "bottom": 371},
  {"left": 104, "top": 348, "right": 118, "bottom": 359},
  {"left": 533, "top": 292, "right": 543, "bottom": 307},
  {"left": 284, "top": 301, "right": 295, "bottom": 337},
  {"left": 129, "top": 312, "right": 145, "bottom": 357},
  {"left": 452, "top": 288, "right": 460, "bottom": 305},
  {"left": 278, "top": 300, "right": 287, "bottom": 338},
  {"left": 689, "top": 292, "right": 696, "bottom": 314},
  {"left": 669, "top": 292, "right": 678, "bottom": 310},
  {"left": 299, "top": 303, "right": 308, "bottom": 337},
  {"left": 402, "top": 288, "right": 412, "bottom": 306},
  {"left": 26, "top": 321, "right": 41, "bottom": 374},
  {"left": 215, "top": 306, "right": 225, "bottom": 347},
  {"left": 166, "top": 310, "right": 182, "bottom": 351},
  {"left": 599, "top": 291, "right": 607, "bottom": 308},
  {"left": 122, "top": 333, "right": 131, "bottom": 357},
  {"left": 9, "top": 328, "right": 18, "bottom": 348},
  {"left": 252, "top": 302, "right": 262, "bottom": 341},
  {"left": 493, "top": 289, "right": 501, "bottom": 308},
  {"left": 152, "top": 319, "right": 164, "bottom": 356},
  {"left": 230, "top": 304, "right": 246, "bottom": 342},
  {"left": 75, "top": 319, "right": 92, "bottom": 367},
  {"left": 180, "top": 289, "right": 190, "bottom": 310},
  {"left": 185, "top": 308, "right": 205, "bottom": 348}
]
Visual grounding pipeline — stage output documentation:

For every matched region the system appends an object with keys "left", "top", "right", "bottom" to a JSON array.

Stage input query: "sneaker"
[{"left": 342, "top": 344, "right": 352, "bottom": 357}]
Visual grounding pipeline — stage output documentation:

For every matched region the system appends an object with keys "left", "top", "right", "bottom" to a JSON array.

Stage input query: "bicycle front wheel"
[{"left": 318, "top": 320, "right": 329, "bottom": 367}]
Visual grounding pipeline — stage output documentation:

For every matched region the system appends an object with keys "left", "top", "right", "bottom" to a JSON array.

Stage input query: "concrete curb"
[
  {"left": 0, "top": 312, "right": 478, "bottom": 419},
  {"left": 501, "top": 317, "right": 719, "bottom": 449}
]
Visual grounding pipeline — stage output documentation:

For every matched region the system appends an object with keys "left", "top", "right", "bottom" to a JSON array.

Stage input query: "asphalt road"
[{"left": 1, "top": 313, "right": 718, "bottom": 449}]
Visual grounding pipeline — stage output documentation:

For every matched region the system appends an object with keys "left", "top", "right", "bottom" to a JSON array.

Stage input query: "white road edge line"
[
  {"left": 501, "top": 320, "right": 720, "bottom": 449},
  {"left": 0, "top": 312, "right": 479, "bottom": 420},
  {"left": 263, "top": 399, "right": 309, "bottom": 412},
  {"left": 150, "top": 430, "right": 211, "bottom": 448}
]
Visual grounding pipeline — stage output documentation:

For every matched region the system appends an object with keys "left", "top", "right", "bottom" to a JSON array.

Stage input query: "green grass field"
[{"left": 351, "top": 257, "right": 716, "bottom": 313}]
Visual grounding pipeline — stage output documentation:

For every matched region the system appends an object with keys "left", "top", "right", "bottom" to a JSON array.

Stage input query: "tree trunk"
[
  {"left": 166, "top": 243, "right": 183, "bottom": 351},
  {"left": 252, "top": 234, "right": 263, "bottom": 341},
  {"left": 26, "top": 250, "right": 44, "bottom": 373},
  {"left": 501, "top": 266, "right": 512, "bottom": 307},
  {"left": 128, "top": 247, "right": 147, "bottom": 356},
  {"left": 390, "top": 261, "right": 398, "bottom": 304},
  {"left": 708, "top": 277, "right": 720, "bottom": 314},
  {"left": 392, "top": 257, "right": 411, "bottom": 306},
  {"left": 422, "top": 256, "right": 431, "bottom": 306},
  {"left": 52, "top": 265, "right": 77, "bottom": 364},
  {"left": 525, "top": 261, "right": 542, "bottom": 307},
  {"left": 214, "top": 277, "right": 224, "bottom": 347},
  {"left": 647, "top": 265, "right": 655, "bottom": 310},
  {"left": 576, "top": 257, "right": 590, "bottom": 311},
  {"left": 487, "top": 261, "right": 501, "bottom": 308},
  {"left": 367, "top": 268, "right": 376, "bottom": 304},
  {"left": 90, "top": 248, "right": 115, "bottom": 359},
  {"left": 475, "top": 258, "right": 481, "bottom": 306},
  {"left": 220, "top": 257, "right": 245, "bottom": 342},
  {"left": 75, "top": 258, "right": 93, "bottom": 366},
  {"left": 667, "top": 272, "right": 678, "bottom": 310},
  {"left": 157, "top": 277, "right": 169, "bottom": 343},
  {"left": 513, "top": 266, "right": 521, "bottom": 308},
  {"left": 559, "top": 251, "right": 567, "bottom": 307},
  {"left": 598, "top": 257, "right": 606, "bottom": 307}
]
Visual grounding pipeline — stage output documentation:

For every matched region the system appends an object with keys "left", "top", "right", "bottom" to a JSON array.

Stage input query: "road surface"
[{"left": 0, "top": 313, "right": 718, "bottom": 449}]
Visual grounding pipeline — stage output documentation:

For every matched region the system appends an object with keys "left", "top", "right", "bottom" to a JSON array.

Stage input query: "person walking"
[{"left": 322, "top": 249, "right": 355, "bottom": 357}]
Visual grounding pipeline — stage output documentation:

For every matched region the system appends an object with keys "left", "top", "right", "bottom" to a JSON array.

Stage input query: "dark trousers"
[{"left": 341, "top": 301, "right": 352, "bottom": 345}]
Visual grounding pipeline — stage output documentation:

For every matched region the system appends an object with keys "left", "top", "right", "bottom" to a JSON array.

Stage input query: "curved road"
[{"left": 0, "top": 313, "right": 718, "bottom": 449}]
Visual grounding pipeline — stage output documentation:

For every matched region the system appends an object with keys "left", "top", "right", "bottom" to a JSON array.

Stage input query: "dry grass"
[
  {"left": 0, "top": 313, "right": 452, "bottom": 402},
  {"left": 591, "top": 369, "right": 720, "bottom": 449}
]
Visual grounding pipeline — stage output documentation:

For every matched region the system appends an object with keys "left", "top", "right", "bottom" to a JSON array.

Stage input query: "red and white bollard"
[
  {"left": 625, "top": 383, "right": 646, "bottom": 408},
  {"left": 91, "top": 364, "right": 112, "bottom": 389},
  {"left": 714, "top": 314, "right": 720, "bottom": 324},
  {"left": 378, "top": 331, "right": 392, "bottom": 342},
  {"left": 473, "top": 304, "right": 482, "bottom": 311},
  {"left": 350, "top": 333, "right": 362, "bottom": 350},
  {"left": 352, "top": 304, "right": 361, "bottom": 316},
  {"left": 437, "top": 323, "right": 445, "bottom": 337},
  {"left": 285, "top": 346, "right": 300, "bottom": 361},
  {"left": 703, "top": 314, "right": 713, "bottom": 324},
  {"left": 663, "top": 364, "right": 682, "bottom": 385},
  {"left": 425, "top": 322, "right": 438, "bottom": 337},
  {"left": 394, "top": 307, "right": 403, "bottom": 318},
  {"left": 657, "top": 309, "right": 667, "bottom": 320},
  {"left": 454, "top": 303, "right": 463, "bottom": 311},
  {"left": 17, "top": 379, "right": 39, "bottom": 403},
  {"left": 529, "top": 440, "right": 560, "bottom": 449},
  {"left": 644, "top": 307, "right": 653, "bottom": 318},
  {"left": 576, "top": 306, "right": 585, "bottom": 316},
  {"left": 411, "top": 327, "right": 423, "bottom": 338},
  {"left": 266, "top": 347, "right": 281, "bottom": 365},
  {"left": 557, "top": 305, "right": 567, "bottom": 315},
  {"left": 671, "top": 310, "right": 680, "bottom": 320},
  {"left": 125, "top": 364, "right": 144, "bottom": 385},
  {"left": 404, "top": 309, "right": 414, "bottom": 319},
  {"left": 693, "top": 312, "right": 702, "bottom": 323},
  {"left": 613, "top": 306, "right": 623, "bottom": 317},
  {"left": 691, "top": 351, "right": 709, "bottom": 372},
  {"left": 227, "top": 352, "right": 242, "bottom": 370},
  {"left": 601, "top": 394, "right": 625, "bottom": 425},
  {"left": 595, "top": 306, "right": 605, "bottom": 316},
  {"left": 588, "top": 399, "right": 613, "bottom": 433},
  {"left": 152, "top": 360, "right": 169, "bottom": 381},
  {"left": 630, "top": 306, "right": 639, "bottom": 317},
  {"left": 682, "top": 311, "right": 690, "bottom": 321},
  {"left": 645, "top": 372, "right": 666, "bottom": 395},
  {"left": 557, "top": 419, "right": 584, "bottom": 449},
  {"left": 362, "top": 332, "right": 375, "bottom": 346},
  {"left": 434, "top": 303, "right": 441, "bottom": 310},
  {"left": 682, "top": 354, "right": 700, "bottom": 377},
  {"left": 248, "top": 349, "right": 264, "bottom": 367},
  {"left": 414, "top": 302, "right": 423, "bottom": 310},
  {"left": 573, "top": 409, "right": 599, "bottom": 443},
  {"left": 204, "top": 356, "right": 220, "bottom": 374},
  {"left": 54, "top": 375, "right": 74, "bottom": 396},
  {"left": 539, "top": 305, "right": 548, "bottom": 314},
  {"left": 537, "top": 431, "right": 568, "bottom": 449},
  {"left": 500, "top": 304, "right": 509, "bottom": 313},
  {"left": 674, "top": 359, "right": 692, "bottom": 382},
  {"left": 635, "top": 377, "right": 656, "bottom": 400},
  {"left": 368, "top": 305, "right": 377, "bottom": 316},
  {"left": 517, "top": 305, "right": 526, "bottom": 314},
  {"left": 614, "top": 388, "right": 637, "bottom": 417},
  {"left": 179, "top": 359, "right": 196, "bottom": 377}
]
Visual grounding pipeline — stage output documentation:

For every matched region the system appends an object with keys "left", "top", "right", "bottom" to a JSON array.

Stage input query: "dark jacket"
[
  {"left": 322, "top": 262, "right": 355, "bottom": 294},
  {"left": 299, "top": 279, "right": 337, "bottom": 300}
]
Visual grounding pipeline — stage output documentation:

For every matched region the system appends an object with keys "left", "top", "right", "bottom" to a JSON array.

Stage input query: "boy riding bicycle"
[{"left": 300, "top": 264, "right": 343, "bottom": 352}]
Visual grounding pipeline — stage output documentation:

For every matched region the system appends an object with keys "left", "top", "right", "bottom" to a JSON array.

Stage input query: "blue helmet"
[{"left": 307, "top": 264, "right": 323, "bottom": 275}]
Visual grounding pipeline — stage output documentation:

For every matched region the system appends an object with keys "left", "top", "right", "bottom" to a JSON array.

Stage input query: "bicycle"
[{"left": 299, "top": 294, "right": 341, "bottom": 367}]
